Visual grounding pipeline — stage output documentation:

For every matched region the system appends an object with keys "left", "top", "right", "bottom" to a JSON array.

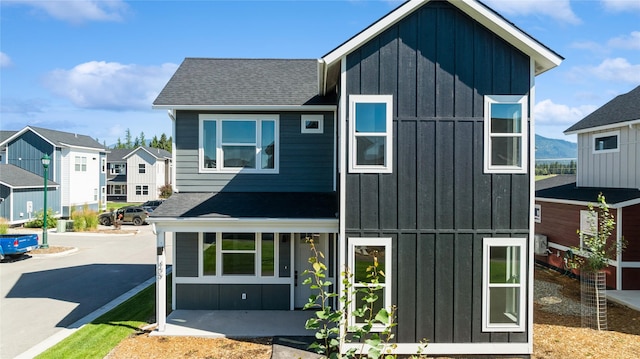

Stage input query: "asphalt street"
[{"left": 0, "top": 224, "right": 171, "bottom": 358}]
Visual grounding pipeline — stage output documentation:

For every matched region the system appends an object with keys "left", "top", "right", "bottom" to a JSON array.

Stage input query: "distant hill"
[{"left": 535, "top": 134, "right": 577, "bottom": 159}]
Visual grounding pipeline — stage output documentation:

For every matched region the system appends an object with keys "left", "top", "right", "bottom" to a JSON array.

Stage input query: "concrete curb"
[{"left": 30, "top": 247, "right": 79, "bottom": 258}]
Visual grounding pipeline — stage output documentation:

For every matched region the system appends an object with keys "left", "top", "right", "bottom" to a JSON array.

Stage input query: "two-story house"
[
  {"left": 0, "top": 126, "right": 107, "bottom": 219},
  {"left": 535, "top": 85, "right": 640, "bottom": 290},
  {"left": 106, "top": 146, "right": 172, "bottom": 203},
  {"left": 149, "top": 0, "right": 562, "bottom": 356}
]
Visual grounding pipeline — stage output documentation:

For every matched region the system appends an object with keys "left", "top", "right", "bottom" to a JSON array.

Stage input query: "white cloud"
[
  {"left": 601, "top": 0, "right": 640, "bottom": 12},
  {"left": 608, "top": 31, "right": 640, "bottom": 50},
  {"left": 3, "top": 0, "right": 129, "bottom": 24},
  {"left": 43, "top": 61, "right": 178, "bottom": 111},
  {"left": 482, "top": 0, "right": 581, "bottom": 24},
  {"left": 571, "top": 58, "right": 640, "bottom": 83},
  {"left": 534, "top": 99, "right": 597, "bottom": 125},
  {"left": 0, "top": 52, "right": 13, "bottom": 67}
]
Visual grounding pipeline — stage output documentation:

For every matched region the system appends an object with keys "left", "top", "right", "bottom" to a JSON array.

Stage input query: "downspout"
[
  {"left": 167, "top": 109, "right": 177, "bottom": 194},
  {"left": 527, "top": 57, "right": 536, "bottom": 354},
  {"left": 338, "top": 57, "right": 347, "bottom": 355},
  {"left": 616, "top": 207, "right": 623, "bottom": 290}
]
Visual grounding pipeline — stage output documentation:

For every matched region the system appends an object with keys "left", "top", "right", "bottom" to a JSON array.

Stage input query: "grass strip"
[{"left": 36, "top": 275, "right": 172, "bottom": 359}]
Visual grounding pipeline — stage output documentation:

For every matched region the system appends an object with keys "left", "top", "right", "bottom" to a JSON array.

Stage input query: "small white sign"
[{"left": 26, "top": 201, "right": 33, "bottom": 213}]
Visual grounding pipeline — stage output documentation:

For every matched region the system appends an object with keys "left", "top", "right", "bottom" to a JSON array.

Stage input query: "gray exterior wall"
[
  {"left": 0, "top": 185, "right": 10, "bottom": 220},
  {"left": 344, "top": 1, "right": 530, "bottom": 344},
  {"left": 174, "top": 111, "right": 335, "bottom": 192},
  {"left": 176, "top": 284, "right": 290, "bottom": 310},
  {"left": 9, "top": 187, "right": 61, "bottom": 223},
  {"left": 7, "top": 131, "right": 55, "bottom": 181}
]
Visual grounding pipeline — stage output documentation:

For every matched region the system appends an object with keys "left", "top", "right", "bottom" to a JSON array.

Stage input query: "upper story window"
[
  {"left": 74, "top": 156, "right": 87, "bottom": 172},
  {"left": 199, "top": 114, "right": 279, "bottom": 173},
  {"left": 592, "top": 130, "right": 619, "bottom": 154},
  {"left": 349, "top": 95, "right": 393, "bottom": 173},
  {"left": 484, "top": 95, "right": 528, "bottom": 174},
  {"left": 101, "top": 158, "right": 106, "bottom": 173},
  {"left": 301, "top": 114, "right": 324, "bottom": 134},
  {"left": 110, "top": 163, "right": 126, "bottom": 175},
  {"left": 138, "top": 163, "right": 146, "bottom": 174}
]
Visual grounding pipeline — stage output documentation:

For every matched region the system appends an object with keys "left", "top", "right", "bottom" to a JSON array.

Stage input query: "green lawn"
[
  {"left": 36, "top": 275, "right": 172, "bottom": 359},
  {"left": 535, "top": 174, "right": 557, "bottom": 181}
]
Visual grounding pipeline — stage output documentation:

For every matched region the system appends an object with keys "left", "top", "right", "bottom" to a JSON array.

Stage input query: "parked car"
[
  {"left": 141, "top": 199, "right": 165, "bottom": 212},
  {"left": 0, "top": 233, "right": 39, "bottom": 261},
  {"left": 99, "top": 206, "right": 149, "bottom": 226}
]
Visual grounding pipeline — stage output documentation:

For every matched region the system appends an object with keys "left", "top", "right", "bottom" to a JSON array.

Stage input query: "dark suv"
[
  {"left": 99, "top": 206, "right": 149, "bottom": 226},
  {"left": 141, "top": 199, "right": 165, "bottom": 212}
]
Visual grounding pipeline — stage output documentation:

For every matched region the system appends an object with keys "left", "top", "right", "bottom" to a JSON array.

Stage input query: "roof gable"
[
  {"left": 124, "top": 146, "right": 172, "bottom": 160},
  {"left": 0, "top": 126, "right": 106, "bottom": 151},
  {"left": 319, "top": 0, "right": 562, "bottom": 94},
  {"left": 565, "top": 85, "right": 640, "bottom": 134},
  {"left": 0, "top": 164, "right": 59, "bottom": 188}
]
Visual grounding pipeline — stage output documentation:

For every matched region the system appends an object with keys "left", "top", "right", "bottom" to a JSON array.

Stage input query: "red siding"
[
  {"left": 622, "top": 204, "right": 640, "bottom": 261},
  {"left": 622, "top": 268, "right": 640, "bottom": 290}
]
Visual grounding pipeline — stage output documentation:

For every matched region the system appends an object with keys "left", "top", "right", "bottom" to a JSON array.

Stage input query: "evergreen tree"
[
  {"left": 159, "top": 133, "right": 168, "bottom": 151},
  {"left": 115, "top": 138, "right": 123, "bottom": 149},
  {"left": 125, "top": 129, "right": 133, "bottom": 149},
  {"left": 139, "top": 132, "right": 146, "bottom": 147},
  {"left": 150, "top": 135, "right": 159, "bottom": 148},
  {"left": 134, "top": 137, "right": 140, "bottom": 148}
]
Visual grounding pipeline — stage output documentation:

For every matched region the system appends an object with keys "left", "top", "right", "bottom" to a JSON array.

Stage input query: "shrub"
[
  {"left": 0, "top": 218, "right": 8, "bottom": 234},
  {"left": 159, "top": 184, "right": 173, "bottom": 199},
  {"left": 70, "top": 207, "right": 99, "bottom": 232},
  {"left": 25, "top": 209, "right": 58, "bottom": 229}
]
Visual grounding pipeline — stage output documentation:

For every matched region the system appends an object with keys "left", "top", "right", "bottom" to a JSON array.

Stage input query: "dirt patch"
[
  {"left": 104, "top": 266, "right": 640, "bottom": 358},
  {"left": 30, "top": 246, "right": 75, "bottom": 254}
]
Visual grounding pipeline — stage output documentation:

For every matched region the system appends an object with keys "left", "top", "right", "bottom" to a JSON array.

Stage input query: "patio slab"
[{"left": 607, "top": 290, "right": 640, "bottom": 312}]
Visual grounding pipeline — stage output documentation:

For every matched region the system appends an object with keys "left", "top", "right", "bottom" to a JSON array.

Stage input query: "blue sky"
[{"left": 1, "top": 0, "right": 639, "bottom": 146}]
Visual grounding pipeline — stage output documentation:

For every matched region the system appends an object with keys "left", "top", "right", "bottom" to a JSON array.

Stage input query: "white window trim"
[
  {"left": 301, "top": 114, "right": 324, "bottom": 134},
  {"left": 199, "top": 114, "right": 279, "bottom": 174},
  {"left": 483, "top": 95, "right": 528, "bottom": 174},
  {"left": 347, "top": 237, "right": 392, "bottom": 331},
  {"left": 579, "top": 209, "right": 598, "bottom": 250},
  {"left": 534, "top": 204, "right": 541, "bottom": 223},
  {"left": 482, "top": 237, "right": 527, "bottom": 332},
  {"left": 592, "top": 130, "right": 620, "bottom": 154},
  {"left": 139, "top": 163, "right": 146, "bottom": 174},
  {"left": 101, "top": 158, "right": 106, "bottom": 173},
  {"left": 198, "top": 232, "right": 279, "bottom": 278},
  {"left": 348, "top": 95, "right": 393, "bottom": 174}
]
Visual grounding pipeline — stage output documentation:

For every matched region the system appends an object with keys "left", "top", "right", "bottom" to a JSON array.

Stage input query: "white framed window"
[
  {"left": 93, "top": 188, "right": 98, "bottom": 201},
  {"left": 482, "top": 237, "right": 526, "bottom": 332},
  {"left": 349, "top": 95, "right": 393, "bottom": 173},
  {"left": 200, "top": 232, "right": 277, "bottom": 277},
  {"left": 199, "top": 114, "right": 279, "bottom": 173},
  {"left": 110, "top": 163, "right": 126, "bottom": 175},
  {"left": 348, "top": 237, "right": 392, "bottom": 331},
  {"left": 579, "top": 210, "right": 598, "bottom": 250},
  {"left": 484, "top": 95, "right": 528, "bottom": 173},
  {"left": 301, "top": 114, "right": 324, "bottom": 134},
  {"left": 592, "top": 130, "right": 619, "bottom": 154},
  {"left": 74, "top": 156, "right": 87, "bottom": 172},
  {"left": 534, "top": 204, "right": 541, "bottom": 223},
  {"left": 138, "top": 163, "right": 146, "bottom": 174},
  {"left": 135, "top": 185, "right": 149, "bottom": 196},
  {"left": 101, "top": 158, "right": 106, "bottom": 173}
]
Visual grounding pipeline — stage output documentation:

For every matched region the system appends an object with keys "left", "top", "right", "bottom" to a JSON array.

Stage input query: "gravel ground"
[{"left": 105, "top": 266, "right": 640, "bottom": 359}]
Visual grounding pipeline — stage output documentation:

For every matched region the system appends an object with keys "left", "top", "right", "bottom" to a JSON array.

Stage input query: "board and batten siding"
[
  {"left": 576, "top": 126, "right": 640, "bottom": 189},
  {"left": 344, "top": 1, "right": 530, "bottom": 344},
  {"left": 174, "top": 110, "right": 335, "bottom": 193},
  {"left": 127, "top": 150, "right": 159, "bottom": 202},
  {"left": 6, "top": 131, "right": 54, "bottom": 179}
]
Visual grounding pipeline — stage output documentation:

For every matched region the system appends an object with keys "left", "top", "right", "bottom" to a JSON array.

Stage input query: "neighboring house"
[
  {"left": 535, "top": 85, "right": 640, "bottom": 290},
  {"left": 106, "top": 146, "right": 172, "bottom": 202},
  {"left": 149, "top": 0, "right": 562, "bottom": 356},
  {"left": 0, "top": 126, "right": 107, "bottom": 218},
  {"left": 0, "top": 164, "right": 60, "bottom": 225},
  {"left": 106, "top": 148, "right": 130, "bottom": 202}
]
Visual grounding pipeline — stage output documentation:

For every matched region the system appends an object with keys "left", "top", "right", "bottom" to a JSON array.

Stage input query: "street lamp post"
[{"left": 41, "top": 154, "right": 50, "bottom": 249}]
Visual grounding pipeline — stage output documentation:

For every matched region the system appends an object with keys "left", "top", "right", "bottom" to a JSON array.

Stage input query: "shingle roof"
[
  {"left": 0, "top": 164, "right": 59, "bottom": 188},
  {"left": 565, "top": 85, "right": 640, "bottom": 133},
  {"left": 129, "top": 146, "right": 172, "bottom": 160},
  {"left": 536, "top": 183, "right": 640, "bottom": 206},
  {"left": 150, "top": 192, "right": 337, "bottom": 219},
  {"left": 107, "top": 148, "right": 132, "bottom": 162},
  {"left": 1, "top": 126, "right": 106, "bottom": 150},
  {"left": 153, "top": 58, "right": 336, "bottom": 107},
  {"left": 0, "top": 131, "right": 17, "bottom": 143}
]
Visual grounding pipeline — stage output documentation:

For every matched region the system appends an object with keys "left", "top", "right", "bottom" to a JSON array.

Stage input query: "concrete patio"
[{"left": 608, "top": 290, "right": 640, "bottom": 312}]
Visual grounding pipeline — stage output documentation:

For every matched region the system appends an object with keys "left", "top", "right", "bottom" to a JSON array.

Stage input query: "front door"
[{"left": 294, "top": 233, "right": 330, "bottom": 309}]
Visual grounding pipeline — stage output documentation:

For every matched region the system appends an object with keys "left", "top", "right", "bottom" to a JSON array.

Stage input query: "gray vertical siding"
[
  {"left": 175, "top": 232, "right": 198, "bottom": 277},
  {"left": 344, "top": 1, "right": 530, "bottom": 344},
  {"left": 7, "top": 131, "right": 54, "bottom": 180},
  {"left": 174, "top": 111, "right": 335, "bottom": 193}
]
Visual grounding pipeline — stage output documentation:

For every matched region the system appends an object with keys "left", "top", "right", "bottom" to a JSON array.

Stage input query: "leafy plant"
[
  {"left": 159, "top": 184, "right": 173, "bottom": 199},
  {"left": 303, "top": 237, "right": 426, "bottom": 358},
  {"left": 24, "top": 209, "right": 58, "bottom": 229},
  {"left": 0, "top": 218, "right": 8, "bottom": 234},
  {"left": 569, "top": 193, "right": 625, "bottom": 273}
]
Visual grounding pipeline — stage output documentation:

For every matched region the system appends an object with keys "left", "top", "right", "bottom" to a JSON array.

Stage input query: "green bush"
[
  {"left": 72, "top": 217, "right": 87, "bottom": 231},
  {"left": 0, "top": 218, "right": 8, "bottom": 234},
  {"left": 159, "top": 184, "right": 173, "bottom": 199},
  {"left": 70, "top": 207, "right": 99, "bottom": 232},
  {"left": 25, "top": 209, "right": 58, "bottom": 229}
]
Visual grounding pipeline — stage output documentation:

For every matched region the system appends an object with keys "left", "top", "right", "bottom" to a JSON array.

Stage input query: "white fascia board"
[
  {"left": 123, "top": 147, "right": 164, "bottom": 160},
  {"left": 322, "top": 0, "right": 562, "bottom": 75},
  {"left": 536, "top": 196, "right": 639, "bottom": 209},
  {"left": 0, "top": 126, "right": 57, "bottom": 148},
  {"left": 564, "top": 119, "right": 640, "bottom": 135},
  {"left": 58, "top": 142, "right": 105, "bottom": 152},
  {"left": 151, "top": 105, "right": 336, "bottom": 111},
  {"left": 147, "top": 217, "right": 339, "bottom": 233},
  {"left": 454, "top": 0, "right": 562, "bottom": 74}
]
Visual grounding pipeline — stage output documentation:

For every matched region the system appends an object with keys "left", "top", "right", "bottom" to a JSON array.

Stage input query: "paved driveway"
[{"left": 0, "top": 225, "right": 170, "bottom": 358}]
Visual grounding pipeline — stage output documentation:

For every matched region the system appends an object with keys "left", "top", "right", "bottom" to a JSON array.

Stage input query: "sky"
[{"left": 1, "top": 0, "right": 639, "bottom": 146}]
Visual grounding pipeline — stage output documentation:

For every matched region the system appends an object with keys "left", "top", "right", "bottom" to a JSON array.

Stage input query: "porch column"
[{"left": 156, "top": 230, "right": 166, "bottom": 331}]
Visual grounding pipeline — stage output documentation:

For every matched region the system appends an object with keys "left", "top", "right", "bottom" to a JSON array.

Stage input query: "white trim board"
[{"left": 342, "top": 342, "right": 531, "bottom": 355}]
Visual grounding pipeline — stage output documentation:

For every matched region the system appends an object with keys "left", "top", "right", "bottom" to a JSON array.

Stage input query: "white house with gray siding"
[
  {"left": 148, "top": 0, "right": 562, "bottom": 356},
  {"left": 123, "top": 146, "right": 172, "bottom": 203}
]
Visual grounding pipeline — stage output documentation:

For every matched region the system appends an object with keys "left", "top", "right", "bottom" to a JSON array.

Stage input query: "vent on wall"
[{"left": 534, "top": 234, "right": 548, "bottom": 256}]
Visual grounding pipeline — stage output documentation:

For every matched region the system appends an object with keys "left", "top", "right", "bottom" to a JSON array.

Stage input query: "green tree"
[
  {"left": 139, "top": 131, "right": 146, "bottom": 147},
  {"left": 124, "top": 129, "right": 133, "bottom": 149}
]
